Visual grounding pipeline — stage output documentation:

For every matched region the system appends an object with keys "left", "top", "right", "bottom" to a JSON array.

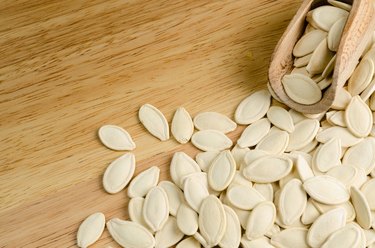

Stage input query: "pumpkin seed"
[
  {"left": 234, "top": 90, "right": 271, "bottom": 125},
  {"left": 193, "top": 112, "right": 237, "bottom": 133},
  {"left": 237, "top": 118, "right": 271, "bottom": 148},
  {"left": 143, "top": 186, "right": 169, "bottom": 232},
  {"left": 77, "top": 212, "right": 105, "bottom": 248},
  {"left": 219, "top": 205, "right": 241, "bottom": 248},
  {"left": 171, "top": 107, "right": 194, "bottom": 144},
  {"left": 191, "top": 130, "right": 233, "bottom": 152},
  {"left": 246, "top": 201, "right": 276, "bottom": 239},
  {"left": 176, "top": 203, "right": 198, "bottom": 236},
  {"left": 128, "top": 166, "right": 160, "bottom": 198},
  {"left": 345, "top": 96, "right": 373, "bottom": 137},
  {"left": 139, "top": 104, "right": 169, "bottom": 141},
  {"left": 282, "top": 74, "right": 322, "bottom": 104},
  {"left": 98, "top": 125, "right": 136, "bottom": 151},
  {"left": 208, "top": 150, "right": 236, "bottom": 191},
  {"left": 155, "top": 216, "right": 184, "bottom": 248}
]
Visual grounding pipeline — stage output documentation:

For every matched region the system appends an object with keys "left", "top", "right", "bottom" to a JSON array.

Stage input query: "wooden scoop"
[{"left": 268, "top": 0, "right": 375, "bottom": 114}]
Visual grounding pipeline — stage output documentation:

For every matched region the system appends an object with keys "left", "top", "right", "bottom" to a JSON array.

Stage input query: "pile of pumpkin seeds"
[{"left": 76, "top": 1, "right": 375, "bottom": 248}]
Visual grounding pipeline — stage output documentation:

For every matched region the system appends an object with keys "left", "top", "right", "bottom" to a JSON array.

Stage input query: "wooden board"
[{"left": 0, "top": 0, "right": 299, "bottom": 246}]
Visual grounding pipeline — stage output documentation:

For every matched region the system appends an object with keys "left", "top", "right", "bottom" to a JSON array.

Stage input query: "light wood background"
[{"left": 0, "top": 0, "right": 299, "bottom": 247}]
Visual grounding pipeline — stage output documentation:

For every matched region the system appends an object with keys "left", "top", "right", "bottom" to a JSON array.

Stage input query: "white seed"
[
  {"left": 242, "top": 236, "right": 274, "bottom": 248},
  {"left": 294, "top": 54, "right": 313, "bottom": 67},
  {"left": 328, "top": 0, "right": 352, "bottom": 11},
  {"left": 321, "top": 54, "right": 336, "bottom": 78},
  {"left": 279, "top": 179, "right": 307, "bottom": 226},
  {"left": 267, "top": 106, "right": 295, "bottom": 133},
  {"left": 307, "top": 207, "right": 347, "bottom": 247},
  {"left": 237, "top": 118, "right": 271, "bottom": 148},
  {"left": 327, "top": 17, "right": 346, "bottom": 51},
  {"left": 289, "top": 109, "right": 306, "bottom": 124},
  {"left": 191, "top": 130, "right": 233, "bottom": 152},
  {"left": 226, "top": 184, "right": 265, "bottom": 210},
  {"left": 293, "top": 29, "right": 327, "bottom": 57},
  {"left": 316, "top": 126, "right": 363, "bottom": 147},
  {"left": 103, "top": 153, "right": 135, "bottom": 194},
  {"left": 309, "top": 5, "right": 348, "bottom": 31},
  {"left": 253, "top": 183, "right": 274, "bottom": 202},
  {"left": 295, "top": 155, "right": 314, "bottom": 182},
  {"left": 303, "top": 175, "right": 350, "bottom": 205},
  {"left": 98, "top": 125, "right": 136, "bottom": 151},
  {"left": 271, "top": 228, "right": 309, "bottom": 248},
  {"left": 312, "top": 138, "right": 341, "bottom": 173},
  {"left": 361, "top": 178, "right": 375, "bottom": 210},
  {"left": 326, "top": 165, "right": 359, "bottom": 187},
  {"left": 229, "top": 204, "right": 251, "bottom": 230},
  {"left": 265, "top": 224, "right": 281, "bottom": 239},
  {"left": 326, "top": 110, "right": 346, "bottom": 127},
  {"left": 321, "top": 223, "right": 362, "bottom": 248},
  {"left": 343, "top": 137, "right": 375, "bottom": 174},
  {"left": 181, "top": 171, "right": 220, "bottom": 197},
  {"left": 170, "top": 152, "right": 201, "bottom": 188},
  {"left": 107, "top": 218, "right": 155, "bottom": 248},
  {"left": 143, "top": 186, "right": 169, "bottom": 232},
  {"left": 332, "top": 87, "right": 352, "bottom": 110},
  {"left": 193, "top": 232, "right": 210, "bottom": 248},
  {"left": 195, "top": 151, "right": 219, "bottom": 172},
  {"left": 363, "top": 228, "right": 375, "bottom": 246},
  {"left": 234, "top": 90, "right": 271, "bottom": 125},
  {"left": 208, "top": 150, "right": 236, "bottom": 191},
  {"left": 193, "top": 112, "right": 237, "bottom": 133},
  {"left": 219, "top": 205, "right": 241, "bottom": 248},
  {"left": 307, "top": 38, "right": 335, "bottom": 75},
  {"left": 246, "top": 201, "right": 276, "bottom": 239},
  {"left": 176, "top": 203, "right": 198, "bottom": 236},
  {"left": 176, "top": 237, "right": 200, "bottom": 248},
  {"left": 282, "top": 74, "right": 322, "bottom": 104},
  {"left": 128, "top": 166, "right": 160, "bottom": 198},
  {"left": 242, "top": 155, "right": 293, "bottom": 183},
  {"left": 311, "top": 200, "right": 356, "bottom": 222},
  {"left": 139, "top": 104, "right": 169, "bottom": 141},
  {"left": 345, "top": 96, "right": 373, "bottom": 137},
  {"left": 77, "top": 212, "right": 105, "bottom": 248},
  {"left": 198, "top": 195, "right": 227, "bottom": 247},
  {"left": 155, "top": 216, "right": 184, "bottom": 248},
  {"left": 318, "top": 76, "right": 333, "bottom": 90},
  {"left": 183, "top": 176, "right": 209, "bottom": 212},
  {"left": 287, "top": 119, "right": 320, "bottom": 151},
  {"left": 242, "top": 149, "right": 269, "bottom": 169},
  {"left": 128, "top": 197, "right": 148, "bottom": 228},
  {"left": 360, "top": 77, "right": 375, "bottom": 102},
  {"left": 231, "top": 145, "right": 250, "bottom": 169},
  {"left": 171, "top": 107, "right": 194, "bottom": 144},
  {"left": 301, "top": 199, "right": 321, "bottom": 225},
  {"left": 255, "top": 127, "right": 289, "bottom": 154},
  {"left": 231, "top": 171, "right": 253, "bottom": 188},
  {"left": 158, "top": 181, "right": 184, "bottom": 216},
  {"left": 351, "top": 186, "right": 372, "bottom": 229},
  {"left": 348, "top": 59, "right": 375, "bottom": 96}
]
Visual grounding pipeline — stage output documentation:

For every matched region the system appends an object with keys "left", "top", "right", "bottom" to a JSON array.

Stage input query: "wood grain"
[{"left": 0, "top": 0, "right": 299, "bottom": 247}]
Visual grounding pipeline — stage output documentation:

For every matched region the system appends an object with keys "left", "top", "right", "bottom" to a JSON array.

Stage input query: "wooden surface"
[{"left": 0, "top": 0, "right": 300, "bottom": 247}]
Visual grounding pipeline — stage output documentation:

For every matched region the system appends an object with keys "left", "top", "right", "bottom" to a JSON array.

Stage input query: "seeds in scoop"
[
  {"left": 139, "top": 104, "right": 169, "bottom": 141},
  {"left": 191, "top": 130, "right": 233, "bottom": 152},
  {"left": 193, "top": 112, "right": 237, "bottom": 133},
  {"left": 198, "top": 195, "right": 227, "bottom": 247},
  {"left": 237, "top": 118, "right": 271, "bottom": 148},
  {"left": 266, "top": 106, "right": 294, "bottom": 133},
  {"left": 345, "top": 96, "right": 373, "bottom": 137},
  {"left": 234, "top": 89, "right": 271, "bottom": 125},
  {"left": 170, "top": 151, "right": 201, "bottom": 188},
  {"left": 143, "top": 186, "right": 169, "bottom": 232},
  {"left": 348, "top": 59, "right": 375, "bottom": 96},
  {"left": 351, "top": 187, "right": 372, "bottom": 229},
  {"left": 77, "top": 212, "right": 105, "bottom": 248},
  {"left": 293, "top": 29, "right": 327, "bottom": 57},
  {"left": 328, "top": 0, "right": 352, "bottom": 11},
  {"left": 107, "top": 218, "right": 155, "bottom": 248},
  {"left": 307, "top": 207, "right": 346, "bottom": 247},
  {"left": 208, "top": 150, "right": 236, "bottom": 191},
  {"left": 98, "top": 125, "right": 136, "bottom": 151},
  {"left": 318, "top": 76, "right": 333, "bottom": 90},
  {"left": 155, "top": 216, "right": 184, "bottom": 248},
  {"left": 294, "top": 54, "right": 313, "bottom": 67},
  {"left": 171, "top": 107, "right": 194, "bottom": 144},
  {"left": 312, "top": 138, "right": 341, "bottom": 173},
  {"left": 158, "top": 181, "right": 184, "bottom": 216},
  {"left": 226, "top": 184, "right": 265, "bottom": 210},
  {"left": 128, "top": 166, "right": 160, "bottom": 198},
  {"left": 246, "top": 201, "right": 276, "bottom": 239},
  {"left": 303, "top": 175, "right": 349, "bottom": 205},
  {"left": 176, "top": 203, "right": 198, "bottom": 235},
  {"left": 219, "top": 205, "right": 241, "bottom": 248},
  {"left": 307, "top": 38, "right": 335, "bottom": 75},
  {"left": 321, "top": 54, "right": 336, "bottom": 78},
  {"left": 327, "top": 17, "right": 346, "bottom": 51},
  {"left": 309, "top": 5, "right": 348, "bottom": 31},
  {"left": 255, "top": 127, "right": 289, "bottom": 154},
  {"left": 343, "top": 137, "right": 375, "bottom": 174},
  {"left": 282, "top": 74, "right": 322, "bottom": 104},
  {"left": 278, "top": 179, "right": 307, "bottom": 226},
  {"left": 103, "top": 153, "right": 135, "bottom": 194},
  {"left": 321, "top": 223, "right": 362, "bottom": 248},
  {"left": 183, "top": 176, "right": 209, "bottom": 212},
  {"left": 242, "top": 155, "right": 292, "bottom": 183},
  {"left": 271, "top": 228, "right": 309, "bottom": 248}
]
